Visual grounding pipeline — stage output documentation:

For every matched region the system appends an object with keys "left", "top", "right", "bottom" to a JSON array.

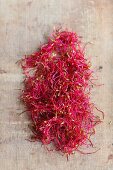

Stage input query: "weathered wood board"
[{"left": 0, "top": 0, "right": 113, "bottom": 170}]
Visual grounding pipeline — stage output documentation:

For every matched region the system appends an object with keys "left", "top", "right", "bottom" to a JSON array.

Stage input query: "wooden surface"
[{"left": 0, "top": 0, "right": 113, "bottom": 170}]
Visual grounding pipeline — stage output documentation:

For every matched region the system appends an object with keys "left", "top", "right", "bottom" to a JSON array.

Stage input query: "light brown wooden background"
[{"left": 0, "top": 0, "right": 113, "bottom": 170}]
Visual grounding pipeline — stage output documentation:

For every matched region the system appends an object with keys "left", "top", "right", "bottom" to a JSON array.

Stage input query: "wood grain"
[{"left": 0, "top": 0, "right": 113, "bottom": 170}]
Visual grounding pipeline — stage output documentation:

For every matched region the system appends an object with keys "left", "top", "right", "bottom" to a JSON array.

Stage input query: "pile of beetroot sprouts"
[{"left": 20, "top": 29, "right": 103, "bottom": 155}]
